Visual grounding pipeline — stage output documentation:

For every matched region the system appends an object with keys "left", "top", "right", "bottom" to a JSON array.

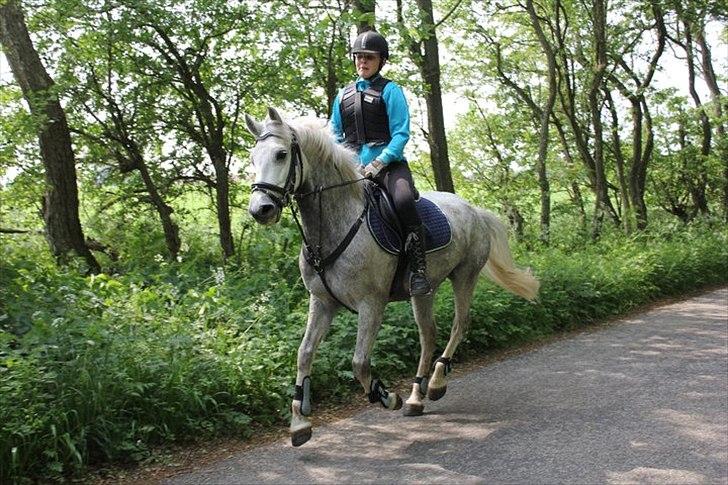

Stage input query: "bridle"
[
  {"left": 250, "top": 130, "right": 304, "bottom": 210},
  {"left": 249, "top": 127, "right": 369, "bottom": 313}
]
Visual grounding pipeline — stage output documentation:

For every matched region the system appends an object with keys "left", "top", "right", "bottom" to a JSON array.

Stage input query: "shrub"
[{"left": 1, "top": 220, "right": 726, "bottom": 481}]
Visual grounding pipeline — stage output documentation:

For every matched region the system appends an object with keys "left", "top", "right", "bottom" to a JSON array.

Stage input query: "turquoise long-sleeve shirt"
[{"left": 330, "top": 75, "right": 410, "bottom": 166}]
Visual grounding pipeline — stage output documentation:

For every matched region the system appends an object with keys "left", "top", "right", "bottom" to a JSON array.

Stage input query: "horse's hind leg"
[
  {"left": 353, "top": 302, "right": 402, "bottom": 410},
  {"left": 427, "top": 268, "right": 479, "bottom": 401},
  {"left": 403, "top": 294, "right": 436, "bottom": 416},
  {"left": 290, "top": 294, "right": 337, "bottom": 447}
]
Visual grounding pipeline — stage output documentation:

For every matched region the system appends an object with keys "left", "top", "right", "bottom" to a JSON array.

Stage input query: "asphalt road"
[{"left": 168, "top": 288, "right": 728, "bottom": 484}]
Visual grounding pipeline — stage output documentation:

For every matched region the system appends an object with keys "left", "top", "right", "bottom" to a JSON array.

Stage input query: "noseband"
[{"left": 250, "top": 130, "right": 303, "bottom": 209}]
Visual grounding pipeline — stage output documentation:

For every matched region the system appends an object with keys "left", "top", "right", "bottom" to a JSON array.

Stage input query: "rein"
[{"left": 251, "top": 129, "right": 368, "bottom": 313}]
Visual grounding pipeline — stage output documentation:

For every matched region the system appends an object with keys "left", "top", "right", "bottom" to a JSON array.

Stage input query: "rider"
[{"left": 330, "top": 30, "right": 431, "bottom": 296}]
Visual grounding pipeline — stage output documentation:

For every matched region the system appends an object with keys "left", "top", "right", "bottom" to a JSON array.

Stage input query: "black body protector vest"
[{"left": 340, "top": 75, "right": 391, "bottom": 150}]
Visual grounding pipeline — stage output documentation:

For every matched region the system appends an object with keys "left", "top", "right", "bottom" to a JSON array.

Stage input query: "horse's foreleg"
[
  {"left": 291, "top": 295, "right": 336, "bottom": 447},
  {"left": 428, "top": 270, "right": 479, "bottom": 401},
  {"left": 352, "top": 303, "right": 402, "bottom": 410},
  {"left": 404, "top": 294, "right": 436, "bottom": 416}
]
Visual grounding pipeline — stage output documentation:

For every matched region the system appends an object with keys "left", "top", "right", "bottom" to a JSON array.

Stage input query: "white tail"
[{"left": 481, "top": 210, "right": 540, "bottom": 301}]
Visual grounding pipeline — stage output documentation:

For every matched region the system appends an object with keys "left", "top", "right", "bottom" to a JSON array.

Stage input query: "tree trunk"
[
  {"left": 632, "top": 97, "right": 654, "bottom": 228},
  {"left": 683, "top": 19, "right": 711, "bottom": 216},
  {"left": 0, "top": 0, "right": 99, "bottom": 272},
  {"left": 84, "top": 64, "right": 182, "bottom": 261},
  {"left": 696, "top": 30, "right": 728, "bottom": 220},
  {"left": 132, "top": 151, "right": 181, "bottom": 259},
  {"left": 605, "top": 88, "right": 633, "bottom": 233},
  {"left": 588, "top": 0, "right": 609, "bottom": 240},
  {"left": 525, "top": 0, "right": 557, "bottom": 245},
  {"left": 504, "top": 202, "right": 525, "bottom": 241},
  {"left": 411, "top": 0, "right": 455, "bottom": 193},
  {"left": 209, "top": 149, "right": 234, "bottom": 260}
]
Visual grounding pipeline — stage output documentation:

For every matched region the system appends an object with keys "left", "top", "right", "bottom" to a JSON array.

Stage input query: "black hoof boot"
[{"left": 370, "top": 379, "right": 402, "bottom": 410}]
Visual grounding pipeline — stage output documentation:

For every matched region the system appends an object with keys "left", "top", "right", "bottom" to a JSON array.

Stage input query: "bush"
[{"left": 1, "top": 219, "right": 726, "bottom": 482}]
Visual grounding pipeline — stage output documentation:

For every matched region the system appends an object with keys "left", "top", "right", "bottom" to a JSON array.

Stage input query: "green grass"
[{"left": 1, "top": 218, "right": 726, "bottom": 482}]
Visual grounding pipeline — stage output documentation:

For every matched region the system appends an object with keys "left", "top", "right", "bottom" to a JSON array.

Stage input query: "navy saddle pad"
[{"left": 366, "top": 188, "right": 452, "bottom": 255}]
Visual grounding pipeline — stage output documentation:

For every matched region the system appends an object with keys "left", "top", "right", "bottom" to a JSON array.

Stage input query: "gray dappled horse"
[{"left": 246, "top": 108, "right": 539, "bottom": 447}]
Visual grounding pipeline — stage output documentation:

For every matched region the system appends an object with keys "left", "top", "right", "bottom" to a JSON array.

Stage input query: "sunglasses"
[{"left": 354, "top": 53, "right": 380, "bottom": 62}]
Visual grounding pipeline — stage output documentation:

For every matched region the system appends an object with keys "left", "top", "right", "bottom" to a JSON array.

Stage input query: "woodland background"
[{"left": 0, "top": 0, "right": 726, "bottom": 481}]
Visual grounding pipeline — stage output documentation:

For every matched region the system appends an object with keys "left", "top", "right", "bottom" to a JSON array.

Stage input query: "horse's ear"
[
  {"left": 245, "top": 113, "right": 263, "bottom": 138},
  {"left": 267, "top": 107, "right": 283, "bottom": 123}
]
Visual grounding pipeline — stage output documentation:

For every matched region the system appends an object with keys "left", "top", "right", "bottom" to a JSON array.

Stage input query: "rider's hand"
[{"left": 363, "top": 159, "right": 384, "bottom": 179}]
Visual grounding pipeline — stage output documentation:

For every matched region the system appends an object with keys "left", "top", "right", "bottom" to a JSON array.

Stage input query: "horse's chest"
[{"left": 298, "top": 245, "right": 395, "bottom": 301}]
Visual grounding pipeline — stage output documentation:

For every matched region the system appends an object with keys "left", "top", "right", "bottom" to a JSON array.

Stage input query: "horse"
[{"left": 245, "top": 107, "right": 539, "bottom": 447}]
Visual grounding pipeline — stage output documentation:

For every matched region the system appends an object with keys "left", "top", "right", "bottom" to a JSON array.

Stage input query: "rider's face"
[{"left": 354, "top": 52, "right": 383, "bottom": 79}]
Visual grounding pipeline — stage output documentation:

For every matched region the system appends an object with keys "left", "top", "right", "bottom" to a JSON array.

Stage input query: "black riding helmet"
[{"left": 351, "top": 30, "right": 389, "bottom": 60}]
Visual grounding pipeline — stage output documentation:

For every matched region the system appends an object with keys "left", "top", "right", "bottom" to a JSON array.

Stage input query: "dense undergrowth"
[{"left": 1, "top": 218, "right": 726, "bottom": 482}]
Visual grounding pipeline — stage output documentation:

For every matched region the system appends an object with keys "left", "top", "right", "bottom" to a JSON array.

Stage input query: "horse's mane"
[{"left": 289, "top": 118, "right": 360, "bottom": 182}]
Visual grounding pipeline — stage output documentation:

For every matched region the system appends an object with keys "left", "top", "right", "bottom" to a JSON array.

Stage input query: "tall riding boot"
[{"left": 405, "top": 225, "right": 432, "bottom": 296}]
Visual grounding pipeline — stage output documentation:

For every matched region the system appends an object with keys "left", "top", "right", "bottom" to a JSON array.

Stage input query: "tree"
[
  {"left": 397, "top": 0, "right": 456, "bottom": 193},
  {"left": 524, "top": 0, "right": 558, "bottom": 244},
  {"left": 0, "top": 0, "right": 100, "bottom": 272},
  {"left": 668, "top": 0, "right": 726, "bottom": 218},
  {"left": 272, "top": 0, "right": 352, "bottom": 117},
  {"left": 587, "top": 0, "right": 608, "bottom": 239},
  {"left": 119, "top": 0, "right": 256, "bottom": 260},
  {"left": 353, "top": 0, "right": 376, "bottom": 33},
  {"left": 71, "top": 60, "right": 182, "bottom": 260},
  {"left": 610, "top": 3, "right": 668, "bottom": 232}
]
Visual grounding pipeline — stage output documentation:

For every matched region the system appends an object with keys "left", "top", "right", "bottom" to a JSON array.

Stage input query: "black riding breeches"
[{"left": 374, "top": 161, "right": 422, "bottom": 231}]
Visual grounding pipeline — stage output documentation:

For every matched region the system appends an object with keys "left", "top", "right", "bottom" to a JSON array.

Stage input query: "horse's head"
[{"left": 245, "top": 107, "right": 302, "bottom": 225}]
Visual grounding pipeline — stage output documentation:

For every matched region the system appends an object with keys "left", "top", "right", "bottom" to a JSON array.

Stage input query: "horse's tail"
[{"left": 481, "top": 210, "right": 540, "bottom": 301}]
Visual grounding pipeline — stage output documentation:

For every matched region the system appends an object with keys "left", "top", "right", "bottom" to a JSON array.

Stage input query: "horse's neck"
[{"left": 296, "top": 148, "right": 364, "bottom": 252}]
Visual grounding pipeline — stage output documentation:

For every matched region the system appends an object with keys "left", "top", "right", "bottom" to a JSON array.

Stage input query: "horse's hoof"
[
  {"left": 386, "top": 392, "right": 403, "bottom": 411},
  {"left": 427, "top": 385, "right": 447, "bottom": 401},
  {"left": 291, "top": 426, "right": 312, "bottom": 447},
  {"left": 403, "top": 402, "right": 424, "bottom": 416}
]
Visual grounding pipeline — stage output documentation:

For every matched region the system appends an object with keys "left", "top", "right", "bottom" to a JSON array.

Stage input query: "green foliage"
[
  {"left": 1, "top": 216, "right": 726, "bottom": 482},
  {"left": 1, "top": 0, "right": 727, "bottom": 481}
]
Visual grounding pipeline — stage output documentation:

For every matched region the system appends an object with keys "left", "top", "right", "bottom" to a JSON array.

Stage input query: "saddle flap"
[
  {"left": 365, "top": 184, "right": 403, "bottom": 254},
  {"left": 366, "top": 184, "right": 452, "bottom": 256}
]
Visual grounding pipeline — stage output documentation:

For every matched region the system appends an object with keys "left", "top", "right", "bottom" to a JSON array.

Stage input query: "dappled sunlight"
[
  {"left": 168, "top": 289, "right": 727, "bottom": 484},
  {"left": 607, "top": 466, "right": 706, "bottom": 484},
  {"left": 653, "top": 409, "right": 728, "bottom": 446},
  {"left": 176, "top": 410, "right": 504, "bottom": 483}
]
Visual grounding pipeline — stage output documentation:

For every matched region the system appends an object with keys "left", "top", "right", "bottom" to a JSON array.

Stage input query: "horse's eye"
[{"left": 275, "top": 150, "right": 288, "bottom": 161}]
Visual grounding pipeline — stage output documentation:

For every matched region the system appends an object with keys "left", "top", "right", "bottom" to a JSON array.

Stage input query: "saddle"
[{"left": 364, "top": 184, "right": 452, "bottom": 300}]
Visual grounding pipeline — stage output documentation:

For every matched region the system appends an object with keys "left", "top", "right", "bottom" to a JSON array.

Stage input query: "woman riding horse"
[
  {"left": 330, "top": 30, "right": 431, "bottom": 296},
  {"left": 246, "top": 108, "right": 539, "bottom": 447}
]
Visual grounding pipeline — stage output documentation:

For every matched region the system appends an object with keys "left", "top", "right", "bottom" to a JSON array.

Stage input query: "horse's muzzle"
[{"left": 249, "top": 191, "right": 281, "bottom": 225}]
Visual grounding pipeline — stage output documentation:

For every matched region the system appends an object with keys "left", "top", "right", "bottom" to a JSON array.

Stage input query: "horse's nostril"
[
  {"left": 260, "top": 203, "right": 275, "bottom": 215},
  {"left": 250, "top": 202, "right": 278, "bottom": 223}
]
